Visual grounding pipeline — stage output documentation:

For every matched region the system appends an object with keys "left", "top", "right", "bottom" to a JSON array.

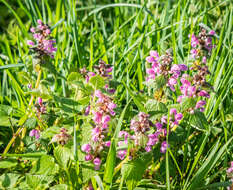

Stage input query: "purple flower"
[
  {"left": 175, "top": 113, "right": 183, "bottom": 121},
  {"left": 170, "top": 108, "right": 177, "bottom": 115},
  {"left": 85, "top": 105, "right": 90, "bottom": 116},
  {"left": 191, "top": 34, "right": 199, "bottom": 48},
  {"left": 145, "top": 146, "right": 152, "bottom": 152},
  {"left": 85, "top": 154, "right": 93, "bottom": 161},
  {"left": 209, "top": 30, "right": 215, "bottom": 35},
  {"left": 29, "top": 129, "right": 40, "bottom": 139},
  {"left": 117, "top": 150, "right": 127, "bottom": 160},
  {"left": 178, "top": 64, "right": 188, "bottom": 71},
  {"left": 190, "top": 49, "right": 198, "bottom": 59},
  {"left": 160, "top": 141, "right": 169, "bottom": 153},
  {"left": 81, "top": 144, "right": 92, "bottom": 153},
  {"left": 38, "top": 97, "right": 43, "bottom": 105},
  {"left": 105, "top": 141, "right": 111, "bottom": 147},
  {"left": 93, "top": 157, "right": 101, "bottom": 170},
  {"left": 27, "top": 40, "right": 35, "bottom": 46},
  {"left": 198, "top": 90, "right": 210, "bottom": 98}
]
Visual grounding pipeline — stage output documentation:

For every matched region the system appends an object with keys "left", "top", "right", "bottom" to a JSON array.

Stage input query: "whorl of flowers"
[
  {"left": 51, "top": 128, "right": 71, "bottom": 146},
  {"left": 27, "top": 19, "right": 57, "bottom": 59},
  {"left": 35, "top": 97, "right": 46, "bottom": 117},
  {"left": 80, "top": 60, "right": 113, "bottom": 84},
  {"left": 146, "top": 27, "right": 216, "bottom": 113},
  {"left": 146, "top": 49, "right": 188, "bottom": 91},
  {"left": 81, "top": 90, "right": 116, "bottom": 170},
  {"left": 116, "top": 110, "right": 183, "bottom": 160}
]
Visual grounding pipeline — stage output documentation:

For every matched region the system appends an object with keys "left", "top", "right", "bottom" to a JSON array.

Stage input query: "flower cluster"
[
  {"left": 51, "top": 128, "right": 71, "bottom": 146},
  {"left": 116, "top": 110, "right": 183, "bottom": 160},
  {"left": 29, "top": 129, "right": 40, "bottom": 139},
  {"left": 34, "top": 97, "right": 46, "bottom": 119},
  {"left": 81, "top": 90, "right": 116, "bottom": 170},
  {"left": 27, "top": 19, "right": 57, "bottom": 58},
  {"left": 146, "top": 49, "right": 188, "bottom": 91},
  {"left": 80, "top": 60, "right": 113, "bottom": 86}
]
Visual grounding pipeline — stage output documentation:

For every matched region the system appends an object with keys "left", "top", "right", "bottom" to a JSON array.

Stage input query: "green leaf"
[
  {"left": 54, "top": 146, "right": 73, "bottom": 169},
  {"left": 146, "top": 75, "right": 166, "bottom": 91},
  {"left": 50, "top": 184, "right": 68, "bottom": 190},
  {"left": 121, "top": 153, "right": 152, "bottom": 190},
  {"left": 0, "top": 158, "right": 18, "bottom": 168},
  {"left": 180, "top": 97, "right": 196, "bottom": 112},
  {"left": 0, "top": 173, "right": 20, "bottom": 188},
  {"left": 89, "top": 75, "right": 105, "bottom": 89},
  {"left": 190, "top": 110, "right": 209, "bottom": 131},
  {"left": 67, "top": 72, "right": 83, "bottom": 83},
  {"left": 33, "top": 155, "right": 58, "bottom": 175},
  {"left": 24, "top": 117, "right": 37, "bottom": 129}
]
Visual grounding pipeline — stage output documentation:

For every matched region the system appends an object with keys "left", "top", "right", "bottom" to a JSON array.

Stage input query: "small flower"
[
  {"left": 117, "top": 150, "right": 127, "bottom": 160},
  {"left": 29, "top": 129, "right": 40, "bottom": 139},
  {"left": 160, "top": 141, "right": 169, "bottom": 153},
  {"left": 27, "top": 40, "right": 35, "bottom": 46},
  {"left": 85, "top": 154, "right": 93, "bottom": 161},
  {"left": 190, "top": 34, "right": 199, "bottom": 48},
  {"left": 93, "top": 157, "right": 101, "bottom": 170},
  {"left": 175, "top": 113, "right": 183, "bottom": 121},
  {"left": 81, "top": 144, "right": 92, "bottom": 153}
]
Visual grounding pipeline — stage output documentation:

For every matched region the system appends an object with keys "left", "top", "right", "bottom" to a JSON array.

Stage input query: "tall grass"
[{"left": 0, "top": 0, "right": 232, "bottom": 189}]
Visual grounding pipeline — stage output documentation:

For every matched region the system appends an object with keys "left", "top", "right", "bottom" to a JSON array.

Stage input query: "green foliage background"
[{"left": 0, "top": 0, "right": 232, "bottom": 189}]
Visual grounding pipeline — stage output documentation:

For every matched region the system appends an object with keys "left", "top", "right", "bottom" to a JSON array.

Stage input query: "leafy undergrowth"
[{"left": 0, "top": 0, "right": 232, "bottom": 190}]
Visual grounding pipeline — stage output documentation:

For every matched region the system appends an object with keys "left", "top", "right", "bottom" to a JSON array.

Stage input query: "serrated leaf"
[
  {"left": 180, "top": 97, "right": 196, "bottom": 112},
  {"left": 24, "top": 117, "right": 37, "bottom": 129},
  {"left": 50, "top": 184, "right": 68, "bottom": 190},
  {"left": 190, "top": 110, "right": 209, "bottom": 131},
  {"left": 146, "top": 75, "right": 166, "bottom": 90},
  {"left": 54, "top": 146, "right": 73, "bottom": 169},
  {"left": 121, "top": 153, "right": 152, "bottom": 190},
  {"left": 33, "top": 155, "right": 58, "bottom": 175}
]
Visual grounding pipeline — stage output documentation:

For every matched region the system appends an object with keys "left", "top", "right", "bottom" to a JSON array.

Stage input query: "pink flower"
[
  {"left": 92, "top": 112, "right": 102, "bottom": 124},
  {"left": 105, "top": 141, "right": 111, "bottom": 147},
  {"left": 202, "top": 56, "right": 207, "bottom": 63},
  {"left": 170, "top": 108, "right": 177, "bottom": 115},
  {"left": 38, "top": 97, "right": 43, "bottom": 105},
  {"left": 85, "top": 154, "right": 93, "bottom": 161},
  {"left": 93, "top": 157, "right": 101, "bottom": 170},
  {"left": 160, "top": 141, "right": 169, "bottom": 153},
  {"left": 117, "top": 150, "right": 127, "bottom": 160},
  {"left": 27, "top": 40, "right": 34, "bottom": 46},
  {"left": 175, "top": 113, "right": 183, "bottom": 121},
  {"left": 191, "top": 34, "right": 199, "bottom": 48},
  {"left": 198, "top": 90, "right": 210, "bottom": 98},
  {"left": 209, "top": 30, "right": 215, "bottom": 35},
  {"left": 81, "top": 144, "right": 92, "bottom": 153},
  {"left": 37, "top": 19, "right": 43, "bottom": 25},
  {"left": 145, "top": 146, "right": 152, "bottom": 152},
  {"left": 29, "top": 129, "right": 40, "bottom": 139},
  {"left": 190, "top": 49, "right": 198, "bottom": 59},
  {"left": 30, "top": 27, "right": 35, "bottom": 33}
]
